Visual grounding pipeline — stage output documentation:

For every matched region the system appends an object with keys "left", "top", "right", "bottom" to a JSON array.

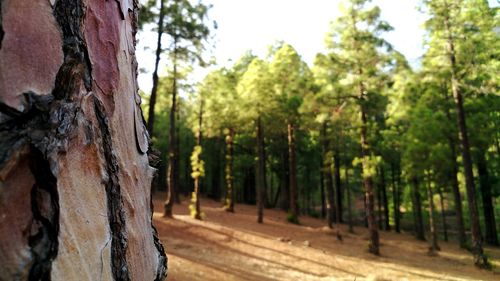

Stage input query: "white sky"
[{"left": 136, "top": 0, "right": 499, "bottom": 94}]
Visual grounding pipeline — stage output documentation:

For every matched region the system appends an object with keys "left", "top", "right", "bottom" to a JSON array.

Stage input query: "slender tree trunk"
[
  {"left": 164, "top": 39, "right": 179, "bottom": 217},
  {"left": 426, "top": 173, "right": 440, "bottom": 254},
  {"left": 273, "top": 179, "right": 281, "bottom": 208},
  {"left": 321, "top": 123, "right": 335, "bottom": 228},
  {"left": 391, "top": 163, "right": 401, "bottom": 233},
  {"left": 223, "top": 129, "right": 235, "bottom": 212},
  {"left": 438, "top": 186, "right": 449, "bottom": 242},
  {"left": 0, "top": 1, "right": 167, "bottom": 279},
  {"left": 281, "top": 137, "right": 290, "bottom": 211},
  {"left": 411, "top": 177, "right": 426, "bottom": 241},
  {"left": 320, "top": 159, "right": 326, "bottom": 219},
  {"left": 346, "top": 166, "right": 354, "bottom": 233},
  {"left": 211, "top": 138, "right": 222, "bottom": 200},
  {"left": 377, "top": 174, "right": 383, "bottom": 230},
  {"left": 288, "top": 122, "right": 299, "bottom": 223},
  {"left": 477, "top": 151, "right": 499, "bottom": 246},
  {"left": 447, "top": 123, "right": 467, "bottom": 248},
  {"left": 256, "top": 116, "right": 266, "bottom": 223},
  {"left": 174, "top": 102, "right": 181, "bottom": 203},
  {"left": 147, "top": 0, "right": 166, "bottom": 136},
  {"left": 380, "top": 166, "right": 390, "bottom": 231},
  {"left": 192, "top": 98, "right": 204, "bottom": 220},
  {"left": 359, "top": 103, "right": 379, "bottom": 255},
  {"left": 444, "top": 7, "right": 488, "bottom": 268},
  {"left": 334, "top": 150, "right": 343, "bottom": 223}
]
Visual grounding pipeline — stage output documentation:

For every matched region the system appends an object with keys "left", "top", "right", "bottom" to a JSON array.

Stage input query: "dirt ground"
[{"left": 153, "top": 193, "right": 500, "bottom": 281}]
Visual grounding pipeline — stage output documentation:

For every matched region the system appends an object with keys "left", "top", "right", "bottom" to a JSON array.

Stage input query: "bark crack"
[
  {"left": 28, "top": 149, "right": 60, "bottom": 280},
  {"left": 93, "top": 95, "right": 130, "bottom": 281},
  {"left": 0, "top": 0, "right": 4, "bottom": 49}
]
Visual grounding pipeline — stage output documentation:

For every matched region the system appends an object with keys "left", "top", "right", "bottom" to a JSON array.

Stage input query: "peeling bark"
[{"left": 0, "top": 0, "right": 167, "bottom": 280}]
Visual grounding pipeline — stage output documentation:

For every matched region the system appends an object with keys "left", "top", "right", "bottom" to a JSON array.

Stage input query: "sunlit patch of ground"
[{"left": 152, "top": 193, "right": 499, "bottom": 281}]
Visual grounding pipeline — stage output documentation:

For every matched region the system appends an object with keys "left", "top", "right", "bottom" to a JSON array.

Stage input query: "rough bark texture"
[{"left": 0, "top": 1, "right": 167, "bottom": 280}]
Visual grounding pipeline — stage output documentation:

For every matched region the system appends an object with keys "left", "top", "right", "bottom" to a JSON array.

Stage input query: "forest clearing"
[{"left": 153, "top": 194, "right": 500, "bottom": 281}]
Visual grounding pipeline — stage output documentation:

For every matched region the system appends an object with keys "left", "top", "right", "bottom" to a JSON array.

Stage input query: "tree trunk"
[
  {"left": 146, "top": 0, "right": 166, "bottom": 136},
  {"left": 426, "top": 174, "right": 440, "bottom": 254},
  {"left": 256, "top": 116, "right": 266, "bottom": 223},
  {"left": 0, "top": 1, "right": 167, "bottom": 279},
  {"left": 287, "top": 122, "right": 299, "bottom": 223},
  {"left": 280, "top": 137, "right": 290, "bottom": 211},
  {"left": 377, "top": 174, "right": 383, "bottom": 230},
  {"left": 346, "top": 166, "right": 354, "bottom": 233},
  {"left": 411, "top": 177, "right": 426, "bottom": 241},
  {"left": 223, "top": 129, "right": 235, "bottom": 212},
  {"left": 174, "top": 103, "right": 181, "bottom": 203},
  {"left": 192, "top": 98, "right": 204, "bottom": 220},
  {"left": 380, "top": 166, "right": 390, "bottom": 231},
  {"left": 360, "top": 104, "right": 379, "bottom": 255},
  {"left": 447, "top": 122, "right": 467, "bottom": 248},
  {"left": 477, "top": 151, "right": 499, "bottom": 246},
  {"left": 211, "top": 138, "right": 222, "bottom": 200},
  {"left": 391, "top": 163, "right": 401, "bottom": 233},
  {"left": 444, "top": 8, "right": 488, "bottom": 268},
  {"left": 164, "top": 39, "right": 178, "bottom": 218},
  {"left": 334, "top": 150, "right": 343, "bottom": 223},
  {"left": 438, "top": 185, "right": 449, "bottom": 242},
  {"left": 321, "top": 123, "right": 335, "bottom": 228},
  {"left": 320, "top": 158, "right": 326, "bottom": 218}
]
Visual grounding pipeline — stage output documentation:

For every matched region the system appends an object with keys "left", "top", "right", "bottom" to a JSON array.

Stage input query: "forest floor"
[{"left": 152, "top": 193, "right": 500, "bottom": 281}]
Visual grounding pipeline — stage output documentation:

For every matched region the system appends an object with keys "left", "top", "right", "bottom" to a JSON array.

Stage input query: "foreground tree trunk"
[
  {"left": 287, "top": 122, "right": 299, "bottom": 223},
  {"left": 0, "top": 1, "right": 167, "bottom": 280}
]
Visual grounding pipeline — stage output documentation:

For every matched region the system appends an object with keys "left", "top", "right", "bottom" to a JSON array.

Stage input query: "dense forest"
[{"left": 139, "top": 0, "right": 499, "bottom": 272}]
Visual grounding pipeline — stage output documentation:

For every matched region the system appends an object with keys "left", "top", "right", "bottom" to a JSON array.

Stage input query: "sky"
[{"left": 136, "top": 0, "right": 499, "bottom": 94}]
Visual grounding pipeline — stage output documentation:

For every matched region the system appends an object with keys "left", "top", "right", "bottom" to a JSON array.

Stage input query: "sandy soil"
[{"left": 153, "top": 193, "right": 500, "bottom": 281}]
